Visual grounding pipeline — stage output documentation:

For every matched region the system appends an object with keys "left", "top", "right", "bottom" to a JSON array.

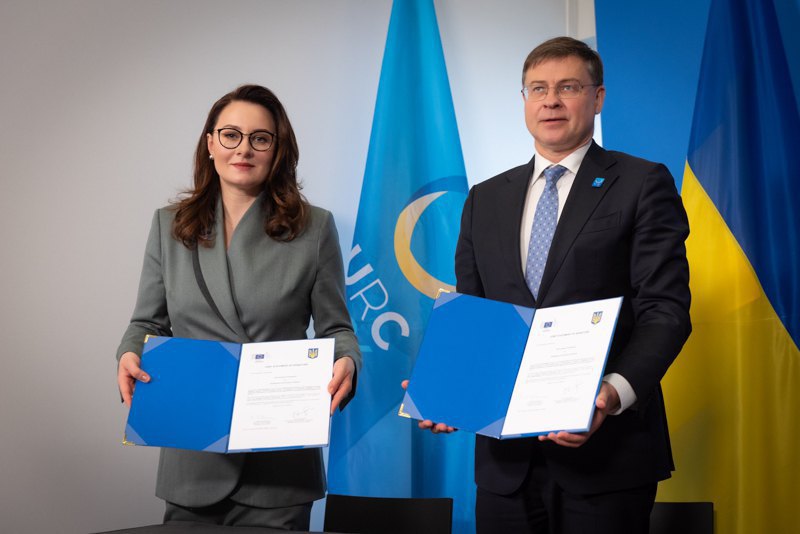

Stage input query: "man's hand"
[
  {"left": 117, "top": 352, "right": 150, "bottom": 407},
  {"left": 401, "top": 380, "right": 457, "bottom": 434},
  {"left": 538, "top": 381, "right": 620, "bottom": 448}
]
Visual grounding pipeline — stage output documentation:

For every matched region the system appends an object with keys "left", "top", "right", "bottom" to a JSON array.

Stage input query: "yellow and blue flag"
[
  {"left": 659, "top": 0, "right": 800, "bottom": 532},
  {"left": 328, "top": 1, "right": 475, "bottom": 531}
]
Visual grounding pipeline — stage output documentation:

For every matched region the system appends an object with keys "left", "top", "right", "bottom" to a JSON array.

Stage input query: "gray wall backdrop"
[{"left": 0, "top": 1, "right": 592, "bottom": 532}]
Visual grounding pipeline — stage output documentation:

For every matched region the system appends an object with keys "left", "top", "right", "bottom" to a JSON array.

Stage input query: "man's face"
[{"left": 523, "top": 55, "right": 605, "bottom": 161}]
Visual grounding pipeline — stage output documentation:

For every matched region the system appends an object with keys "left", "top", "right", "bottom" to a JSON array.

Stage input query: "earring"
[{"left": 209, "top": 154, "right": 214, "bottom": 160}]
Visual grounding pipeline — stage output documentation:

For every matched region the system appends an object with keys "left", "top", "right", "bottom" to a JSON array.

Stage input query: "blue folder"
[
  {"left": 400, "top": 292, "right": 621, "bottom": 439},
  {"left": 124, "top": 336, "right": 329, "bottom": 453}
]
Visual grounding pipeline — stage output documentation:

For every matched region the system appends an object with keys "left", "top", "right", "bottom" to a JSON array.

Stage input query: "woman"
[{"left": 116, "top": 85, "right": 360, "bottom": 529}]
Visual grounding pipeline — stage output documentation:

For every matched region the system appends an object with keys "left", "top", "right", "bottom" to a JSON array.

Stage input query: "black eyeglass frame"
[{"left": 214, "top": 128, "right": 276, "bottom": 151}]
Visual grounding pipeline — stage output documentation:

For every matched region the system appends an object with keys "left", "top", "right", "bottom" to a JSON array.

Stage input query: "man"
[{"left": 424, "top": 37, "right": 691, "bottom": 533}]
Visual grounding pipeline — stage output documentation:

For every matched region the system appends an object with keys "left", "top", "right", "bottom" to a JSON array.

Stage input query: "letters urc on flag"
[{"left": 328, "top": 1, "right": 476, "bottom": 533}]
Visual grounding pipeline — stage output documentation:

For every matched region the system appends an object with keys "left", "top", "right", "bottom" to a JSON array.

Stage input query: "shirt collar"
[{"left": 533, "top": 141, "right": 593, "bottom": 181}]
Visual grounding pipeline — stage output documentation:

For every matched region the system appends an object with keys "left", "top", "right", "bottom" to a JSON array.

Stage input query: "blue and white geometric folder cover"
[
  {"left": 124, "top": 336, "right": 333, "bottom": 453},
  {"left": 400, "top": 293, "right": 621, "bottom": 439}
]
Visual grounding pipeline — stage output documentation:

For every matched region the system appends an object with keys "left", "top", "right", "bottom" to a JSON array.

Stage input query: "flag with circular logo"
[{"left": 328, "top": 1, "right": 474, "bottom": 532}]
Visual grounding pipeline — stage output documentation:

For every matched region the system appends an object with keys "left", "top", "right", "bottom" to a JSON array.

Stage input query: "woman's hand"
[
  {"left": 328, "top": 356, "right": 356, "bottom": 415},
  {"left": 117, "top": 351, "right": 150, "bottom": 407}
]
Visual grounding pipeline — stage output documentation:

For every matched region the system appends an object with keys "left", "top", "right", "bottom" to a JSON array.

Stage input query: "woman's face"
[{"left": 207, "top": 100, "right": 276, "bottom": 197}]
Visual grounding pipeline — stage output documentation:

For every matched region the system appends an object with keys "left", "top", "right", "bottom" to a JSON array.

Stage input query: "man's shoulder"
[
  {"left": 472, "top": 161, "right": 532, "bottom": 193},
  {"left": 599, "top": 147, "right": 665, "bottom": 173}
]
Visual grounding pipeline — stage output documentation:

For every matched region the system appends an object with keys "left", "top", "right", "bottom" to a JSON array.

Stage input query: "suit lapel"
[
  {"left": 537, "top": 142, "right": 619, "bottom": 304},
  {"left": 196, "top": 196, "right": 250, "bottom": 341},
  {"left": 499, "top": 157, "right": 536, "bottom": 298}
]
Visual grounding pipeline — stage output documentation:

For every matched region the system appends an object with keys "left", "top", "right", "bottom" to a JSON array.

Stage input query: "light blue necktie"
[{"left": 525, "top": 164, "right": 568, "bottom": 299}]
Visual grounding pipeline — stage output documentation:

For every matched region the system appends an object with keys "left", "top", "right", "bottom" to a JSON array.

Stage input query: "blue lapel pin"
[{"left": 592, "top": 177, "right": 605, "bottom": 188}]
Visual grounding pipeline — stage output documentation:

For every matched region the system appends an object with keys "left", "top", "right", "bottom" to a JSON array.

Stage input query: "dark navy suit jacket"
[{"left": 455, "top": 141, "right": 691, "bottom": 495}]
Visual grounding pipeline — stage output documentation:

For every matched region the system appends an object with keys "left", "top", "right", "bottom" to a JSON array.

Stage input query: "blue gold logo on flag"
[
  {"left": 393, "top": 179, "right": 466, "bottom": 299},
  {"left": 591, "top": 311, "right": 603, "bottom": 324},
  {"left": 308, "top": 348, "right": 319, "bottom": 359}
]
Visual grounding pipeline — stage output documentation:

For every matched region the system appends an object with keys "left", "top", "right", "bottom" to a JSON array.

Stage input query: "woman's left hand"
[{"left": 328, "top": 356, "right": 356, "bottom": 415}]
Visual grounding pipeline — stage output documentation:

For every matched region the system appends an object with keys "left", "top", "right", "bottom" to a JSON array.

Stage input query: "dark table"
[{"left": 92, "top": 522, "right": 342, "bottom": 534}]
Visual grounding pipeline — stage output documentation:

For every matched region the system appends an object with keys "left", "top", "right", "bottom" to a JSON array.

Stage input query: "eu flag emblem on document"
[
  {"left": 308, "top": 348, "right": 319, "bottom": 359},
  {"left": 591, "top": 311, "right": 603, "bottom": 324}
]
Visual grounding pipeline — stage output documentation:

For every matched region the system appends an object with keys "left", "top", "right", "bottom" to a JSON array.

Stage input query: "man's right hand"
[
  {"left": 117, "top": 352, "right": 150, "bottom": 407},
  {"left": 401, "top": 379, "right": 456, "bottom": 434}
]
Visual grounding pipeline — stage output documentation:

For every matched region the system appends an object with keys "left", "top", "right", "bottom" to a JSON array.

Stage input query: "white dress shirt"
[{"left": 519, "top": 141, "right": 636, "bottom": 415}]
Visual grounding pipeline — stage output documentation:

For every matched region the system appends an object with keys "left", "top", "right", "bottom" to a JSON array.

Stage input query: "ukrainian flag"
[{"left": 658, "top": 0, "right": 800, "bottom": 532}]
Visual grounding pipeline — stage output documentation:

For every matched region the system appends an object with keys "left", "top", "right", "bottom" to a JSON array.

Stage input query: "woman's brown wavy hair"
[{"left": 172, "top": 84, "right": 308, "bottom": 248}]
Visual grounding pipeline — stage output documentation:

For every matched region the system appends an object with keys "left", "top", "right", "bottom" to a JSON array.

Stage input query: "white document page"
[
  {"left": 228, "top": 338, "right": 334, "bottom": 451},
  {"left": 501, "top": 297, "right": 622, "bottom": 437}
]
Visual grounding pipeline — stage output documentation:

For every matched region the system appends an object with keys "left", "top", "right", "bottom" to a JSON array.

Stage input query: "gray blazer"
[{"left": 117, "top": 195, "right": 361, "bottom": 508}]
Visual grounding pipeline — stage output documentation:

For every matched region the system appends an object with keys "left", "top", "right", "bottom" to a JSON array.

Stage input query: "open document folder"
[
  {"left": 124, "top": 336, "right": 334, "bottom": 453},
  {"left": 399, "top": 293, "right": 622, "bottom": 439}
]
